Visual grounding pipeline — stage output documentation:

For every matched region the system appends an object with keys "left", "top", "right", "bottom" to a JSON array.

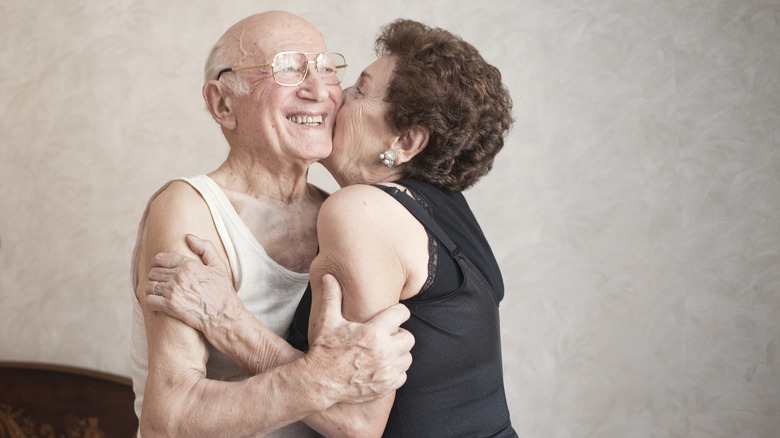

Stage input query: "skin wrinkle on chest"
[{"left": 225, "top": 189, "right": 320, "bottom": 274}]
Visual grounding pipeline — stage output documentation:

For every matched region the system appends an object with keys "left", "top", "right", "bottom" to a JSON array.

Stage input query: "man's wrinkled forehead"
[{"left": 227, "top": 13, "right": 326, "bottom": 61}]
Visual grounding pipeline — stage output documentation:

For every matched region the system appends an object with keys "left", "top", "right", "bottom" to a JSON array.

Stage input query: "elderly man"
[{"left": 131, "top": 11, "right": 413, "bottom": 438}]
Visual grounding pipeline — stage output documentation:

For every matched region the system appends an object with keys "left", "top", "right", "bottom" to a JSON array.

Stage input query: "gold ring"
[{"left": 153, "top": 281, "right": 159, "bottom": 295}]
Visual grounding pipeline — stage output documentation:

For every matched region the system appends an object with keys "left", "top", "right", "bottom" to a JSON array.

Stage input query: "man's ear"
[
  {"left": 392, "top": 126, "right": 430, "bottom": 166},
  {"left": 203, "top": 80, "right": 237, "bottom": 130}
]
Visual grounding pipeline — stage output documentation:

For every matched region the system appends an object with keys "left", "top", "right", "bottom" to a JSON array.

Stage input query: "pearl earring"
[{"left": 380, "top": 149, "right": 397, "bottom": 168}]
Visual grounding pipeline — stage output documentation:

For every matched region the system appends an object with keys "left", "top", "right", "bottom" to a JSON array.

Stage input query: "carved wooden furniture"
[{"left": 0, "top": 361, "right": 137, "bottom": 438}]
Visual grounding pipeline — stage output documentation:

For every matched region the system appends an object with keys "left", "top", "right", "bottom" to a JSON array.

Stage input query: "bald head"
[{"left": 204, "top": 12, "right": 326, "bottom": 86}]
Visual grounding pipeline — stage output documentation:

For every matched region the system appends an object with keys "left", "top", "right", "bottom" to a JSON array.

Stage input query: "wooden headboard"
[{"left": 0, "top": 361, "right": 138, "bottom": 438}]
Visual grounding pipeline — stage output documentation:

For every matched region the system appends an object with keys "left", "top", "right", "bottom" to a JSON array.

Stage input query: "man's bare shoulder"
[
  {"left": 147, "top": 180, "right": 206, "bottom": 217},
  {"left": 140, "top": 179, "right": 216, "bottom": 261}
]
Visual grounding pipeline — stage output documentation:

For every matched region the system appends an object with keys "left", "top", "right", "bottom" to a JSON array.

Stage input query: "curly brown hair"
[{"left": 375, "top": 19, "right": 513, "bottom": 191}]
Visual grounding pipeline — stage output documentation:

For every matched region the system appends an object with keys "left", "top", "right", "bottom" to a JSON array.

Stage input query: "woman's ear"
[
  {"left": 203, "top": 80, "right": 237, "bottom": 130},
  {"left": 393, "top": 126, "right": 430, "bottom": 166}
]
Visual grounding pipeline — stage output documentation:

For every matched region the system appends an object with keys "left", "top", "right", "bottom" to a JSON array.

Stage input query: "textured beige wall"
[{"left": 1, "top": 0, "right": 779, "bottom": 436}]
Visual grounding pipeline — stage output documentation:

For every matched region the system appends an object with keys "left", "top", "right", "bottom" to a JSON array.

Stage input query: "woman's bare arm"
[{"left": 302, "top": 184, "right": 429, "bottom": 437}]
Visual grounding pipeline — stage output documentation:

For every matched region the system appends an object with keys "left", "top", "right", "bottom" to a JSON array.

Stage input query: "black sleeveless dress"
[{"left": 289, "top": 179, "right": 516, "bottom": 437}]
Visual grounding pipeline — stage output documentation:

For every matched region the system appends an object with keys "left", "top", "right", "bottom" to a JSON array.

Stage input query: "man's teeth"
[{"left": 288, "top": 115, "right": 323, "bottom": 126}]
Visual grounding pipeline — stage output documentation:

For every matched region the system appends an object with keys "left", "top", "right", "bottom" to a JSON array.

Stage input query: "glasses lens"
[
  {"left": 273, "top": 52, "right": 308, "bottom": 86},
  {"left": 317, "top": 53, "right": 346, "bottom": 85}
]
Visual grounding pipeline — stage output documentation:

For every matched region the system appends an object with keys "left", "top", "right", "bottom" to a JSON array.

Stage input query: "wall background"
[{"left": 1, "top": 0, "right": 779, "bottom": 436}]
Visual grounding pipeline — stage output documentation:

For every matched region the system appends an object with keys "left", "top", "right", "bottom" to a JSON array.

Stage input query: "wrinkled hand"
[
  {"left": 306, "top": 274, "right": 415, "bottom": 404},
  {"left": 145, "top": 234, "right": 242, "bottom": 334}
]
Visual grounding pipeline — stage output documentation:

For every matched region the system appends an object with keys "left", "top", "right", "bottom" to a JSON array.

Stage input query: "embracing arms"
[
  {"left": 136, "top": 182, "right": 414, "bottom": 437},
  {"left": 146, "top": 184, "right": 429, "bottom": 436}
]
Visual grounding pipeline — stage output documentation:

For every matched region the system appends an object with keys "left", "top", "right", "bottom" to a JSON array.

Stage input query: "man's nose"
[{"left": 297, "top": 63, "right": 330, "bottom": 101}]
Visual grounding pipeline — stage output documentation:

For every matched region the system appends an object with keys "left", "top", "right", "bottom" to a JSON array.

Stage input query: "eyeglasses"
[{"left": 217, "top": 52, "right": 347, "bottom": 86}]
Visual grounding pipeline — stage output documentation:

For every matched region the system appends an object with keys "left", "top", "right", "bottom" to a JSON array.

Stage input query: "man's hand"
[{"left": 306, "top": 274, "right": 415, "bottom": 404}]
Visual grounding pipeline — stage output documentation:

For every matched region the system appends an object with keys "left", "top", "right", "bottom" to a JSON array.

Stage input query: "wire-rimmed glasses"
[{"left": 217, "top": 52, "right": 347, "bottom": 86}]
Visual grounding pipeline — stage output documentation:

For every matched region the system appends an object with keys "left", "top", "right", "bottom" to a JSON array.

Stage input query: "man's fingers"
[
  {"left": 366, "top": 302, "right": 411, "bottom": 332},
  {"left": 394, "top": 327, "right": 416, "bottom": 351},
  {"left": 318, "top": 274, "right": 345, "bottom": 323}
]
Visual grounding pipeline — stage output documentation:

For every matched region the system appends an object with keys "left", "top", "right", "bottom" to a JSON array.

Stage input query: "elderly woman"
[{"left": 148, "top": 19, "right": 516, "bottom": 437}]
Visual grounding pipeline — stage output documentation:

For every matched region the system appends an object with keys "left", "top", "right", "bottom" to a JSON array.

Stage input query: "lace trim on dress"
[{"left": 400, "top": 187, "right": 438, "bottom": 296}]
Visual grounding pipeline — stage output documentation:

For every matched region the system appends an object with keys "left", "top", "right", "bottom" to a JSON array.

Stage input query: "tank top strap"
[{"left": 371, "top": 184, "right": 459, "bottom": 257}]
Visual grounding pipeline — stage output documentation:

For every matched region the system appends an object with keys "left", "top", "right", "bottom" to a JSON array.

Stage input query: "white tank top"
[{"left": 131, "top": 175, "right": 318, "bottom": 437}]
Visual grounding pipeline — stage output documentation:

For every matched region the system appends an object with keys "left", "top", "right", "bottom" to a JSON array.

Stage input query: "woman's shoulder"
[
  {"left": 318, "top": 184, "right": 412, "bottom": 231},
  {"left": 322, "top": 183, "right": 399, "bottom": 210}
]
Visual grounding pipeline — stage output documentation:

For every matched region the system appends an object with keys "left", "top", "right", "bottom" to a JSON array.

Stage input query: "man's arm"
[
  {"left": 146, "top": 234, "right": 413, "bottom": 382},
  {"left": 137, "top": 182, "right": 327, "bottom": 437},
  {"left": 137, "top": 182, "right": 410, "bottom": 437},
  {"left": 145, "top": 233, "right": 415, "bottom": 437},
  {"left": 145, "top": 233, "right": 300, "bottom": 375}
]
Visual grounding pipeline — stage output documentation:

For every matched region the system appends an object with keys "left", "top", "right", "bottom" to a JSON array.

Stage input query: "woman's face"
[{"left": 323, "top": 55, "right": 399, "bottom": 187}]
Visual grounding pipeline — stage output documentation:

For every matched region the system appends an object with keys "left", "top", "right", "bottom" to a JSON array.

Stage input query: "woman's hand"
[
  {"left": 145, "top": 234, "right": 243, "bottom": 336},
  {"left": 146, "top": 234, "right": 301, "bottom": 376}
]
